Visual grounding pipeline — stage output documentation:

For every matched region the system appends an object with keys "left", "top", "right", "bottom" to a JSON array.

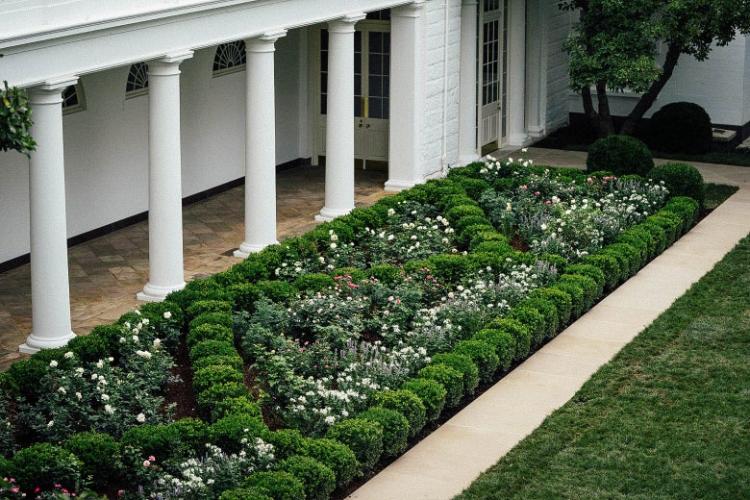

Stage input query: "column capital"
[
  {"left": 393, "top": 1, "right": 426, "bottom": 17},
  {"left": 246, "top": 29, "right": 287, "bottom": 52},
  {"left": 329, "top": 12, "right": 366, "bottom": 33},
  {"left": 28, "top": 76, "right": 79, "bottom": 104},
  {"left": 148, "top": 50, "right": 194, "bottom": 76}
]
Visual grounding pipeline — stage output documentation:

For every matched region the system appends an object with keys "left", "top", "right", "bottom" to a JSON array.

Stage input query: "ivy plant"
[{"left": 0, "top": 81, "right": 36, "bottom": 156}]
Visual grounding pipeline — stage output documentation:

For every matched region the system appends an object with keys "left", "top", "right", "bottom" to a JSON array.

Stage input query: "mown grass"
[{"left": 457, "top": 235, "right": 750, "bottom": 499}]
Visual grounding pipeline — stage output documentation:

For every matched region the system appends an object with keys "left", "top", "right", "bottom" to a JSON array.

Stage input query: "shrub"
[
  {"left": 192, "top": 353, "right": 244, "bottom": 372},
  {"left": 302, "top": 438, "right": 360, "bottom": 488},
  {"left": 648, "top": 102, "right": 713, "bottom": 154},
  {"left": 508, "top": 306, "right": 546, "bottom": 347},
  {"left": 211, "top": 395, "right": 263, "bottom": 421},
  {"left": 473, "top": 329, "right": 516, "bottom": 371},
  {"left": 189, "top": 311, "right": 232, "bottom": 332},
  {"left": 664, "top": 196, "right": 700, "bottom": 234},
  {"left": 430, "top": 353, "right": 479, "bottom": 396},
  {"left": 454, "top": 215, "right": 491, "bottom": 233},
  {"left": 373, "top": 389, "right": 427, "bottom": 437},
  {"left": 187, "top": 323, "right": 234, "bottom": 347},
  {"left": 325, "top": 419, "right": 383, "bottom": 471},
  {"left": 66, "top": 334, "right": 109, "bottom": 363},
  {"left": 190, "top": 340, "right": 237, "bottom": 362},
  {"left": 244, "top": 471, "right": 305, "bottom": 500},
  {"left": 564, "top": 264, "right": 606, "bottom": 298},
  {"left": 453, "top": 340, "right": 500, "bottom": 383},
  {"left": 293, "top": 273, "right": 335, "bottom": 293},
  {"left": 604, "top": 242, "right": 641, "bottom": 277},
  {"left": 487, "top": 318, "right": 531, "bottom": 360},
  {"left": 193, "top": 365, "right": 244, "bottom": 393},
  {"left": 121, "top": 424, "right": 180, "bottom": 460},
  {"left": 278, "top": 455, "right": 336, "bottom": 500},
  {"left": 186, "top": 300, "right": 232, "bottom": 321},
  {"left": 63, "top": 432, "right": 121, "bottom": 489},
  {"left": 209, "top": 413, "right": 268, "bottom": 454},
  {"left": 582, "top": 253, "right": 622, "bottom": 290},
  {"left": 615, "top": 229, "right": 650, "bottom": 268},
  {"left": 521, "top": 297, "right": 559, "bottom": 340},
  {"left": 367, "top": 263, "right": 404, "bottom": 285},
  {"left": 418, "top": 364, "right": 464, "bottom": 408},
  {"left": 640, "top": 219, "right": 669, "bottom": 255},
  {"left": 227, "top": 283, "right": 261, "bottom": 312},
  {"left": 555, "top": 281, "right": 586, "bottom": 320},
  {"left": 358, "top": 407, "right": 409, "bottom": 457},
  {"left": 559, "top": 274, "right": 599, "bottom": 311},
  {"left": 402, "top": 378, "right": 447, "bottom": 422},
  {"left": 171, "top": 418, "right": 210, "bottom": 455},
  {"left": 424, "top": 254, "right": 471, "bottom": 283},
  {"left": 11, "top": 443, "right": 82, "bottom": 492},
  {"left": 446, "top": 204, "right": 486, "bottom": 222},
  {"left": 649, "top": 162, "right": 705, "bottom": 206},
  {"left": 265, "top": 429, "right": 305, "bottom": 460},
  {"left": 531, "top": 288, "right": 573, "bottom": 326},
  {"left": 219, "top": 488, "right": 272, "bottom": 500},
  {"left": 586, "top": 134, "right": 654, "bottom": 176},
  {"left": 648, "top": 212, "right": 682, "bottom": 245},
  {"left": 197, "top": 383, "right": 250, "bottom": 420}
]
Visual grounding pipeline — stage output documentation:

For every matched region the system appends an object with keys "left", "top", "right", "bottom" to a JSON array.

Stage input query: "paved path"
[{"left": 349, "top": 148, "right": 750, "bottom": 500}]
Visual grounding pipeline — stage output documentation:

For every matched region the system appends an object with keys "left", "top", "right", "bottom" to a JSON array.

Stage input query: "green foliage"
[
  {"left": 507, "top": 306, "right": 546, "bottom": 347},
  {"left": 219, "top": 488, "right": 273, "bottom": 500},
  {"left": 189, "top": 311, "right": 233, "bottom": 331},
  {"left": 402, "top": 377, "right": 447, "bottom": 422},
  {"left": 648, "top": 102, "right": 713, "bottom": 154},
  {"left": 487, "top": 318, "right": 531, "bottom": 360},
  {"left": 472, "top": 329, "right": 516, "bottom": 371},
  {"left": 582, "top": 253, "right": 622, "bottom": 290},
  {"left": 664, "top": 196, "right": 700, "bottom": 234},
  {"left": 301, "top": 438, "right": 360, "bottom": 488},
  {"left": 0, "top": 82, "right": 36, "bottom": 156},
  {"left": 521, "top": 297, "right": 560, "bottom": 340},
  {"left": 265, "top": 429, "right": 305, "bottom": 460},
  {"left": 190, "top": 340, "right": 238, "bottom": 362},
  {"left": 649, "top": 162, "right": 705, "bottom": 206},
  {"left": 209, "top": 413, "right": 268, "bottom": 454},
  {"left": 373, "top": 389, "right": 427, "bottom": 437},
  {"left": 121, "top": 423, "right": 181, "bottom": 461},
  {"left": 193, "top": 365, "right": 244, "bottom": 393},
  {"left": 244, "top": 471, "right": 306, "bottom": 500},
  {"left": 278, "top": 455, "right": 336, "bottom": 500},
  {"left": 210, "top": 395, "right": 262, "bottom": 422},
  {"left": 192, "top": 353, "right": 244, "bottom": 371},
  {"left": 431, "top": 353, "right": 479, "bottom": 396},
  {"left": 454, "top": 340, "right": 500, "bottom": 383},
  {"left": 186, "top": 300, "right": 232, "bottom": 321},
  {"left": 367, "top": 263, "right": 404, "bottom": 285},
  {"left": 293, "top": 273, "right": 335, "bottom": 293},
  {"left": 197, "top": 383, "right": 250, "bottom": 420},
  {"left": 63, "top": 432, "right": 121, "bottom": 489},
  {"left": 325, "top": 419, "right": 383, "bottom": 471},
  {"left": 418, "top": 364, "right": 465, "bottom": 408},
  {"left": 586, "top": 135, "right": 654, "bottom": 176},
  {"left": 358, "top": 407, "right": 409, "bottom": 457},
  {"left": 11, "top": 443, "right": 82, "bottom": 492},
  {"left": 187, "top": 323, "right": 234, "bottom": 347}
]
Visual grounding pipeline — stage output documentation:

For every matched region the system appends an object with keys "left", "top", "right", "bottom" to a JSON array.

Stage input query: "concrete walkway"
[{"left": 349, "top": 149, "right": 750, "bottom": 500}]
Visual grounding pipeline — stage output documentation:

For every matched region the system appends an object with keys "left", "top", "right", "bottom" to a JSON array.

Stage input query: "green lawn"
[{"left": 457, "top": 235, "right": 750, "bottom": 500}]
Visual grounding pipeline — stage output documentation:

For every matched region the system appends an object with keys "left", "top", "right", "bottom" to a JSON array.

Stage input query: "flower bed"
[{"left": 0, "top": 156, "right": 701, "bottom": 499}]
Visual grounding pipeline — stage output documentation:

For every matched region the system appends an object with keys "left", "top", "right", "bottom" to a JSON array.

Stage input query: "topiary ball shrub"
[
  {"left": 373, "top": 389, "right": 427, "bottom": 438},
  {"left": 453, "top": 340, "right": 500, "bottom": 383},
  {"left": 401, "top": 377, "right": 447, "bottom": 422},
  {"left": 648, "top": 162, "right": 705, "bottom": 206},
  {"left": 209, "top": 413, "right": 268, "bottom": 454},
  {"left": 648, "top": 102, "right": 713, "bottom": 154},
  {"left": 418, "top": 364, "right": 464, "bottom": 408},
  {"left": 430, "top": 353, "right": 479, "bottom": 397},
  {"left": 63, "top": 432, "right": 121, "bottom": 490},
  {"left": 193, "top": 365, "right": 244, "bottom": 393},
  {"left": 278, "top": 455, "right": 336, "bottom": 500},
  {"left": 265, "top": 429, "right": 305, "bottom": 460},
  {"left": 244, "top": 471, "right": 305, "bottom": 500},
  {"left": 301, "top": 438, "right": 360, "bottom": 488},
  {"left": 219, "top": 488, "right": 272, "bottom": 500},
  {"left": 472, "top": 329, "right": 516, "bottom": 371},
  {"left": 11, "top": 443, "right": 82, "bottom": 493},
  {"left": 325, "top": 418, "right": 383, "bottom": 471},
  {"left": 358, "top": 407, "right": 409, "bottom": 457},
  {"left": 586, "top": 135, "right": 654, "bottom": 176}
]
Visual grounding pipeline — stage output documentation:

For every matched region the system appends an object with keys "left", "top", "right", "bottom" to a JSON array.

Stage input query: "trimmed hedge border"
[{"left": 0, "top": 161, "right": 701, "bottom": 497}]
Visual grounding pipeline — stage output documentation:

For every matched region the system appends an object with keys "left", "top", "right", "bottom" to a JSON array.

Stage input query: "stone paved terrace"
[
  {"left": 0, "top": 165, "right": 388, "bottom": 370},
  {"left": 348, "top": 148, "right": 750, "bottom": 500}
]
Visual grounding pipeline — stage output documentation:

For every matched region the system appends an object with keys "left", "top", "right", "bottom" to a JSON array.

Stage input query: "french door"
[
  {"left": 479, "top": 0, "right": 507, "bottom": 153},
  {"left": 316, "top": 18, "right": 391, "bottom": 164}
]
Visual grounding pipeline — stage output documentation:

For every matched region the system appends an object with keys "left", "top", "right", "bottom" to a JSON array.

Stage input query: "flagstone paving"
[
  {"left": 348, "top": 148, "right": 750, "bottom": 500},
  {"left": 0, "top": 165, "right": 388, "bottom": 371}
]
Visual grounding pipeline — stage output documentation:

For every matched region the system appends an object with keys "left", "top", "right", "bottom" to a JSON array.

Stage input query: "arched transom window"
[
  {"left": 126, "top": 62, "right": 149, "bottom": 97},
  {"left": 213, "top": 41, "right": 247, "bottom": 76},
  {"left": 62, "top": 84, "right": 85, "bottom": 114}
]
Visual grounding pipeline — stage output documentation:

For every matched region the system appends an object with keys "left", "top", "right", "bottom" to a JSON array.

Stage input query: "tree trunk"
[
  {"left": 595, "top": 81, "right": 616, "bottom": 137},
  {"left": 620, "top": 43, "right": 682, "bottom": 136},
  {"left": 581, "top": 86, "right": 599, "bottom": 131}
]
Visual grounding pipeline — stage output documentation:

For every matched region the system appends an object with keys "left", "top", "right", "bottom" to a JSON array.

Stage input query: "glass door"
[{"left": 479, "top": 0, "right": 505, "bottom": 154}]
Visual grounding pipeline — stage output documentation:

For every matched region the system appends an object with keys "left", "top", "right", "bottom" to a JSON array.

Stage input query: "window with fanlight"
[
  {"left": 62, "top": 84, "right": 85, "bottom": 115},
  {"left": 213, "top": 41, "right": 247, "bottom": 76},
  {"left": 126, "top": 62, "right": 149, "bottom": 98}
]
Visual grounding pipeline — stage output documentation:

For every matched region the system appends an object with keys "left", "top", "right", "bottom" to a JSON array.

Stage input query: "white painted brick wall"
[{"left": 421, "top": 0, "right": 462, "bottom": 178}]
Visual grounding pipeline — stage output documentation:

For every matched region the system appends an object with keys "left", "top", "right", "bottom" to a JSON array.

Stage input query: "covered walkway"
[{"left": 0, "top": 166, "right": 387, "bottom": 370}]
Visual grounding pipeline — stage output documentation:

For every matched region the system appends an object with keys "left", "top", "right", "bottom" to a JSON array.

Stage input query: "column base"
[
  {"left": 315, "top": 206, "right": 353, "bottom": 222},
  {"left": 137, "top": 281, "right": 186, "bottom": 302},
  {"left": 20, "top": 330, "right": 76, "bottom": 354},
  {"left": 384, "top": 179, "right": 417, "bottom": 193},
  {"left": 233, "top": 241, "right": 278, "bottom": 259},
  {"left": 507, "top": 133, "right": 532, "bottom": 147}
]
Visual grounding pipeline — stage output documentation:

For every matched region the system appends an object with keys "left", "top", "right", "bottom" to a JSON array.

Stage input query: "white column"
[
  {"left": 525, "top": 0, "right": 547, "bottom": 139},
  {"left": 507, "top": 0, "right": 528, "bottom": 146},
  {"left": 458, "top": 0, "right": 480, "bottom": 164},
  {"left": 20, "top": 78, "right": 78, "bottom": 353},
  {"left": 385, "top": 1, "right": 426, "bottom": 192},
  {"left": 235, "top": 30, "right": 287, "bottom": 258},
  {"left": 138, "top": 51, "right": 193, "bottom": 302},
  {"left": 316, "top": 13, "right": 365, "bottom": 221}
]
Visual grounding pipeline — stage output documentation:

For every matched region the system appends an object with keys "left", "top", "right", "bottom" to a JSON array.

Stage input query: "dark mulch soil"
[{"left": 164, "top": 335, "right": 198, "bottom": 419}]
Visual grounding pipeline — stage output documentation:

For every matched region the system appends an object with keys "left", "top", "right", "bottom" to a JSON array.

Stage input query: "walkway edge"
[{"left": 348, "top": 187, "right": 750, "bottom": 500}]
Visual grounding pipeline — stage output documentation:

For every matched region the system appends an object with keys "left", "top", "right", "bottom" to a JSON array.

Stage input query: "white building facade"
[{"left": 0, "top": 0, "right": 575, "bottom": 352}]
